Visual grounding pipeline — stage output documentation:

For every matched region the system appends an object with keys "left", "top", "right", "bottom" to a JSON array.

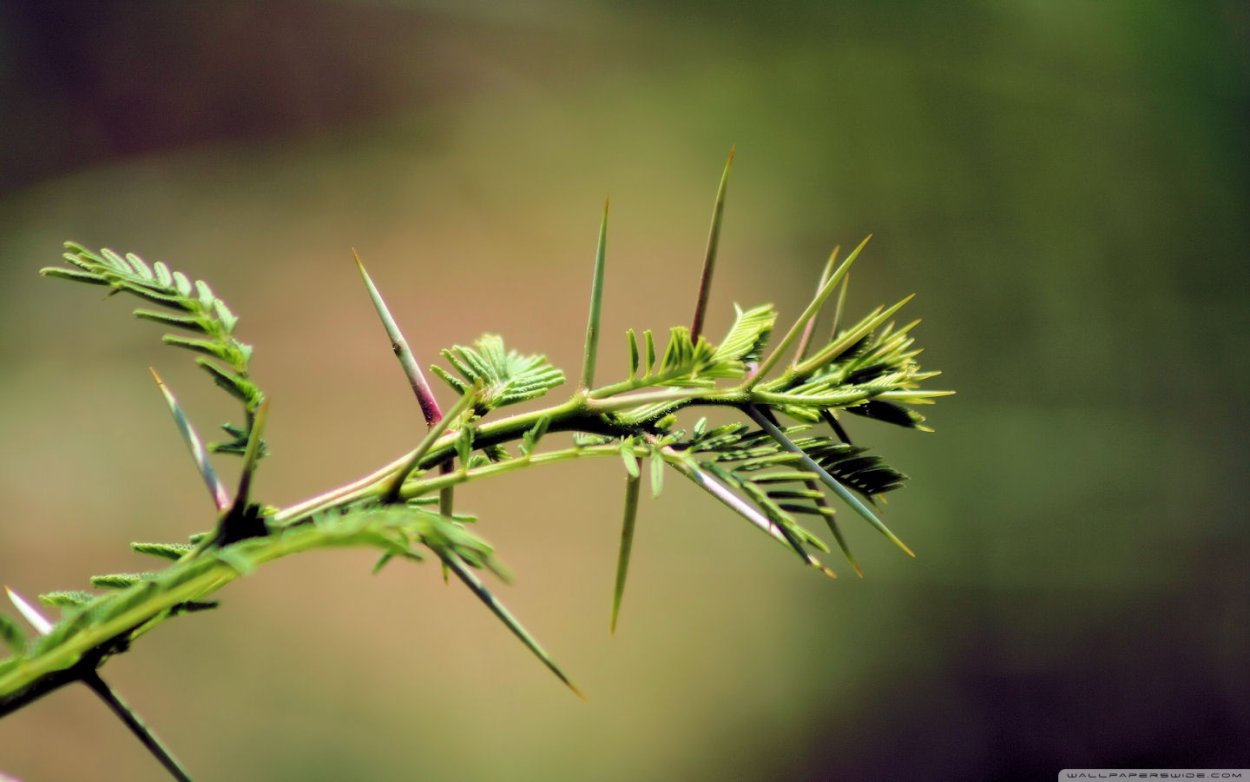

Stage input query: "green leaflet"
[
  {"left": 163, "top": 335, "right": 251, "bottom": 367},
  {"left": 134, "top": 309, "right": 212, "bottom": 334},
  {"left": 0, "top": 614, "right": 26, "bottom": 656},
  {"left": 619, "top": 438, "right": 641, "bottom": 478},
  {"left": 91, "top": 573, "right": 158, "bottom": 590},
  {"left": 626, "top": 329, "right": 641, "bottom": 380},
  {"left": 844, "top": 399, "right": 929, "bottom": 430},
  {"left": 131, "top": 542, "right": 195, "bottom": 561},
  {"left": 38, "top": 591, "right": 97, "bottom": 609},
  {"left": 197, "top": 359, "right": 262, "bottom": 407},
  {"left": 41, "top": 267, "right": 109, "bottom": 286}
]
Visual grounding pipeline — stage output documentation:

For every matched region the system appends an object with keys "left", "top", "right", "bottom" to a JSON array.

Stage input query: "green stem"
[
  {"left": 231, "top": 398, "right": 269, "bottom": 509},
  {"left": 585, "top": 387, "right": 737, "bottom": 412},
  {"left": 277, "top": 377, "right": 836, "bottom": 528},
  {"left": 383, "top": 388, "right": 480, "bottom": 502},
  {"left": 0, "top": 320, "right": 942, "bottom": 706},
  {"left": 0, "top": 567, "right": 234, "bottom": 704},
  {"left": 399, "top": 443, "right": 625, "bottom": 500},
  {"left": 4, "top": 502, "right": 548, "bottom": 704}
]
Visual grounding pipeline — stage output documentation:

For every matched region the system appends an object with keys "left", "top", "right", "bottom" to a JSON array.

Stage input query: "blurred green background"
[{"left": 1, "top": 2, "right": 1247, "bottom": 780}]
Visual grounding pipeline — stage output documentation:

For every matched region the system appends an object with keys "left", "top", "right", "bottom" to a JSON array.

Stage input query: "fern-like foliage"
[
  {"left": 712, "top": 303, "right": 777, "bottom": 368},
  {"left": 791, "top": 435, "right": 908, "bottom": 497},
  {"left": 675, "top": 419, "right": 903, "bottom": 554},
  {"left": 0, "top": 504, "right": 507, "bottom": 682},
  {"left": 751, "top": 297, "right": 938, "bottom": 426},
  {"left": 431, "top": 334, "right": 565, "bottom": 414},
  {"left": 597, "top": 305, "right": 778, "bottom": 427},
  {"left": 36, "top": 591, "right": 97, "bottom": 609},
  {"left": 612, "top": 304, "right": 775, "bottom": 395},
  {"left": 623, "top": 327, "right": 721, "bottom": 387},
  {"left": 41, "top": 243, "right": 264, "bottom": 455}
]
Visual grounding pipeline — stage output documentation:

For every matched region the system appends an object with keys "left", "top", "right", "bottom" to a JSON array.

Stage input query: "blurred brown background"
[{"left": 1, "top": 2, "right": 1248, "bottom": 780}]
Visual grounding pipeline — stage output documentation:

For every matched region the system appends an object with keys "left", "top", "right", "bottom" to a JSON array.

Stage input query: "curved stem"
[
  {"left": 1, "top": 345, "right": 940, "bottom": 713},
  {"left": 0, "top": 568, "right": 233, "bottom": 711},
  {"left": 0, "top": 441, "right": 632, "bottom": 706}
]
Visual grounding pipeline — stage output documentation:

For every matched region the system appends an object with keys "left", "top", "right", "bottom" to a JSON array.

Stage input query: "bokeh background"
[{"left": 1, "top": 2, "right": 1247, "bottom": 780}]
